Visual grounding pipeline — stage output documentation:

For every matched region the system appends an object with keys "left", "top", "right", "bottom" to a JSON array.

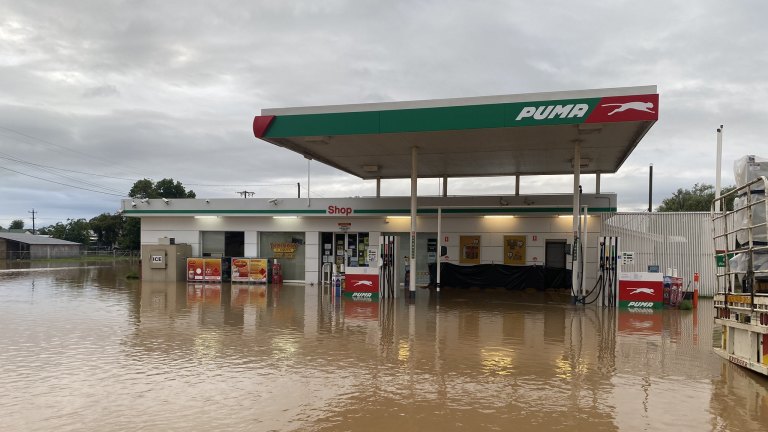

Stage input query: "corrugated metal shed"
[{"left": 0, "top": 233, "right": 82, "bottom": 245}]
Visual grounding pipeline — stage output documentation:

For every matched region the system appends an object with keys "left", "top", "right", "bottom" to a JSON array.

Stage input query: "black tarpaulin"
[{"left": 437, "top": 263, "right": 571, "bottom": 290}]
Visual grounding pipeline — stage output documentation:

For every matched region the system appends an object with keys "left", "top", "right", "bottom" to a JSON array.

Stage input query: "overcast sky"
[{"left": 1, "top": 0, "right": 767, "bottom": 229}]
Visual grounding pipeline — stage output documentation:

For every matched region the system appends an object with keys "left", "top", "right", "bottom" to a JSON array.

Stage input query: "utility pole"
[{"left": 28, "top": 209, "right": 37, "bottom": 234}]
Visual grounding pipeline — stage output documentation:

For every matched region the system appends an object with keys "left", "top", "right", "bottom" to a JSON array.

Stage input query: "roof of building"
[{"left": 0, "top": 233, "right": 82, "bottom": 246}]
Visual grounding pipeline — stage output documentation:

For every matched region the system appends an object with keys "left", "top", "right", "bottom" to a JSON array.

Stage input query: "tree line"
[
  {"left": 1, "top": 181, "right": 733, "bottom": 248},
  {"left": 1, "top": 179, "right": 194, "bottom": 250}
]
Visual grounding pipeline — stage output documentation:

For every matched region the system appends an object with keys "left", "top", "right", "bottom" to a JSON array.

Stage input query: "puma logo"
[
  {"left": 602, "top": 101, "right": 655, "bottom": 115},
  {"left": 353, "top": 280, "right": 373, "bottom": 287},
  {"left": 630, "top": 287, "right": 654, "bottom": 295}
]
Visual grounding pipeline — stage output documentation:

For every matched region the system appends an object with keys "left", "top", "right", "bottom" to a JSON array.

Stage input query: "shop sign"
[
  {"left": 327, "top": 205, "right": 353, "bottom": 215},
  {"left": 270, "top": 242, "right": 300, "bottom": 259}
]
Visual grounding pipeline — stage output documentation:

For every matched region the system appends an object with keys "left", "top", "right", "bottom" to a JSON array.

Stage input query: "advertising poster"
[
  {"left": 187, "top": 258, "right": 205, "bottom": 281},
  {"left": 203, "top": 258, "right": 222, "bottom": 281},
  {"left": 230, "top": 258, "right": 268, "bottom": 283},
  {"left": 231, "top": 258, "right": 251, "bottom": 282},
  {"left": 618, "top": 272, "right": 664, "bottom": 309},
  {"left": 460, "top": 235, "right": 481, "bottom": 264},
  {"left": 504, "top": 235, "right": 526, "bottom": 265},
  {"left": 249, "top": 259, "right": 268, "bottom": 283},
  {"left": 344, "top": 273, "right": 379, "bottom": 298}
]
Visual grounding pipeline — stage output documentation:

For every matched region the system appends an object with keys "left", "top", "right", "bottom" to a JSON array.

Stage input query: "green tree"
[
  {"left": 119, "top": 217, "right": 140, "bottom": 250},
  {"left": 129, "top": 178, "right": 195, "bottom": 199},
  {"left": 123, "top": 178, "right": 195, "bottom": 250},
  {"left": 89, "top": 213, "right": 124, "bottom": 249},
  {"left": 154, "top": 178, "right": 196, "bottom": 198},
  {"left": 47, "top": 219, "right": 91, "bottom": 245},
  {"left": 9, "top": 219, "right": 24, "bottom": 229},
  {"left": 657, "top": 183, "right": 736, "bottom": 212},
  {"left": 128, "top": 178, "right": 157, "bottom": 199}
]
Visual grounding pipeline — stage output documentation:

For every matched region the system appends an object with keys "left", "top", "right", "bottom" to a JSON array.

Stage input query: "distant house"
[{"left": 0, "top": 233, "right": 83, "bottom": 259}]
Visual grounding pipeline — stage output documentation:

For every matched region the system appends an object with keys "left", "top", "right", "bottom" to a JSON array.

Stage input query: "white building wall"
[{"left": 138, "top": 214, "right": 602, "bottom": 288}]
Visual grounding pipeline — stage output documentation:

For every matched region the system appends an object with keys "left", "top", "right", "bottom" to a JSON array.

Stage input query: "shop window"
[
  {"left": 259, "top": 232, "right": 305, "bottom": 280},
  {"left": 201, "top": 231, "right": 244, "bottom": 257}
]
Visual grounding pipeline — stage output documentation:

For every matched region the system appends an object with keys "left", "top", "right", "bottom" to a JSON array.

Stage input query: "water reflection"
[{"left": 1, "top": 265, "right": 767, "bottom": 431}]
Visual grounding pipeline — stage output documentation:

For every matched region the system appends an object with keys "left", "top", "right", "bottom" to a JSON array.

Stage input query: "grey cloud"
[{"left": 2, "top": 0, "right": 768, "bottom": 227}]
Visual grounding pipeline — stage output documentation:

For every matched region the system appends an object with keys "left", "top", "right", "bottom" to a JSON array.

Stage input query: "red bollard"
[{"left": 693, "top": 272, "right": 699, "bottom": 309}]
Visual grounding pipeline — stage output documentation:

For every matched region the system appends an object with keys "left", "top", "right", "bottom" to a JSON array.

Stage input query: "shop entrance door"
[{"left": 545, "top": 240, "right": 567, "bottom": 269}]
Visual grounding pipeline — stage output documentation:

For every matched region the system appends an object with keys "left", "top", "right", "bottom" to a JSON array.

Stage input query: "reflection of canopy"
[{"left": 254, "top": 86, "right": 658, "bottom": 179}]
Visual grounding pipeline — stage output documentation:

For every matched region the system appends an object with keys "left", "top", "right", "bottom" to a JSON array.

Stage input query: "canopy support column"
[
  {"left": 572, "top": 141, "right": 582, "bottom": 303},
  {"left": 515, "top": 175, "right": 520, "bottom": 196},
  {"left": 595, "top": 172, "right": 601, "bottom": 194},
  {"left": 376, "top": 177, "right": 381, "bottom": 198},
  {"left": 442, "top": 176, "right": 448, "bottom": 197},
  {"left": 410, "top": 146, "right": 418, "bottom": 297}
]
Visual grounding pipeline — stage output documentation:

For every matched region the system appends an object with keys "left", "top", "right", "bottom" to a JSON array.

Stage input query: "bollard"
[{"left": 693, "top": 272, "right": 700, "bottom": 309}]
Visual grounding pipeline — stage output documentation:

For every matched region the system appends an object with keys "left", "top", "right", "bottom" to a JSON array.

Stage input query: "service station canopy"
[{"left": 253, "top": 86, "right": 658, "bottom": 179}]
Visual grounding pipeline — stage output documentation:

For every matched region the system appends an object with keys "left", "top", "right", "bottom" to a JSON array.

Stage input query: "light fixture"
[
  {"left": 194, "top": 215, "right": 218, "bottom": 219},
  {"left": 386, "top": 216, "right": 411, "bottom": 219},
  {"left": 273, "top": 216, "right": 298, "bottom": 219},
  {"left": 304, "top": 136, "right": 330, "bottom": 144},
  {"left": 141, "top": 198, "right": 149, "bottom": 204},
  {"left": 162, "top": 198, "right": 170, "bottom": 204},
  {"left": 268, "top": 198, "right": 280, "bottom": 206},
  {"left": 558, "top": 215, "right": 572, "bottom": 218},
  {"left": 570, "top": 158, "right": 591, "bottom": 168},
  {"left": 362, "top": 164, "right": 379, "bottom": 173},
  {"left": 131, "top": 201, "right": 137, "bottom": 207},
  {"left": 484, "top": 215, "right": 514, "bottom": 219},
  {"left": 205, "top": 199, "right": 210, "bottom": 204}
]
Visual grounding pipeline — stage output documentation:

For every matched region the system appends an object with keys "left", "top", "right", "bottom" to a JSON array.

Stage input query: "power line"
[
  {"left": 0, "top": 164, "right": 125, "bottom": 197},
  {"left": 0, "top": 153, "right": 137, "bottom": 181},
  {"left": 0, "top": 125, "right": 145, "bottom": 176},
  {"left": 186, "top": 183, "right": 296, "bottom": 187},
  {"left": 0, "top": 151, "right": 128, "bottom": 195}
]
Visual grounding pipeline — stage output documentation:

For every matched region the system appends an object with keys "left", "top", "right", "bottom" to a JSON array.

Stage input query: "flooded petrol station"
[{"left": 1, "top": 262, "right": 767, "bottom": 431}]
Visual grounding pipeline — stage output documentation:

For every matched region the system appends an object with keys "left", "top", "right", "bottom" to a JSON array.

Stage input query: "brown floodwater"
[{"left": 1, "top": 262, "right": 767, "bottom": 431}]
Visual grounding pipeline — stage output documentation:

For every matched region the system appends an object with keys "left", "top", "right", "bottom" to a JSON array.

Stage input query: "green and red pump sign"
[{"left": 253, "top": 94, "right": 658, "bottom": 138}]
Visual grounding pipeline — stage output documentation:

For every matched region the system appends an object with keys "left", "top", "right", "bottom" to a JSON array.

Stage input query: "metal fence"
[
  {"left": 600, "top": 212, "right": 717, "bottom": 296},
  {"left": 6, "top": 251, "right": 31, "bottom": 260},
  {"left": 82, "top": 249, "right": 139, "bottom": 258},
  {"left": 6, "top": 250, "right": 139, "bottom": 260}
]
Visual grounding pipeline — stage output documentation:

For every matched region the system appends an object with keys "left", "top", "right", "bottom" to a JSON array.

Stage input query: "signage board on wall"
[
  {"left": 460, "top": 235, "right": 481, "bottom": 264},
  {"left": 270, "top": 242, "right": 300, "bottom": 259},
  {"left": 503, "top": 235, "right": 526, "bottom": 265}
]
